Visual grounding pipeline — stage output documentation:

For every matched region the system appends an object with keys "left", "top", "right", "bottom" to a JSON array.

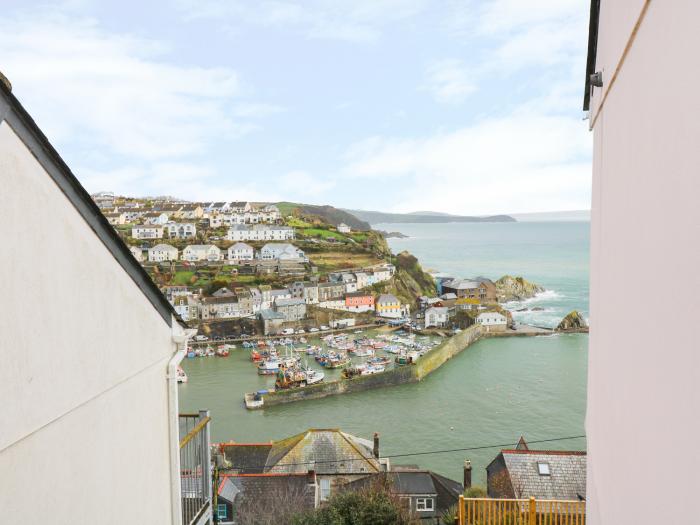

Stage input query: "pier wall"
[{"left": 261, "top": 325, "right": 483, "bottom": 408}]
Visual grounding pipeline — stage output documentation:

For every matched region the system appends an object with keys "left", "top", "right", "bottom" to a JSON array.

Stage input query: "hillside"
[
  {"left": 372, "top": 250, "right": 436, "bottom": 304},
  {"left": 344, "top": 209, "right": 516, "bottom": 224},
  {"left": 276, "top": 202, "right": 371, "bottom": 231}
]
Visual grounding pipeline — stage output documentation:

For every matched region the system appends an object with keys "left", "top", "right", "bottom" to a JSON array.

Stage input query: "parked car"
[
  {"left": 308, "top": 327, "right": 319, "bottom": 333},
  {"left": 281, "top": 328, "right": 295, "bottom": 335},
  {"left": 194, "top": 335, "right": 208, "bottom": 341},
  {"left": 320, "top": 325, "right": 330, "bottom": 331},
  {"left": 296, "top": 329, "right": 305, "bottom": 334}
]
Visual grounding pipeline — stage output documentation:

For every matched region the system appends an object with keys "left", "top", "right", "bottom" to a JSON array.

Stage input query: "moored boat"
[{"left": 176, "top": 366, "right": 188, "bottom": 383}]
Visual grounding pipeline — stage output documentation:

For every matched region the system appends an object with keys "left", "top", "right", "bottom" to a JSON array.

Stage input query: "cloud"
[
  {"left": 176, "top": 0, "right": 429, "bottom": 43},
  {"left": 423, "top": 59, "right": 476, "bottom": 104},
  {"left": 278, "top": 170, "right": 336, "bottom": 200},
  {"left": 231, "top": 103, "right": 287, "bottom": 118},
  {"left": 80, "top": 163, "right": 280, "bottom": 202},
  {"left": 342, "top": 110, "right": 592, "bottom": 215}
]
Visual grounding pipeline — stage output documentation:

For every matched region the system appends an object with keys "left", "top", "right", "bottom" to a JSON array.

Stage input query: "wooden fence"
[{"left": 458, "top": 497, "right": 586, "bottom": 525}]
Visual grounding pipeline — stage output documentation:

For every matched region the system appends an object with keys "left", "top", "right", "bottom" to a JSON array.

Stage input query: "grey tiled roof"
[{"left": 502, "top": 450, "right": 587, "bottom": 500}]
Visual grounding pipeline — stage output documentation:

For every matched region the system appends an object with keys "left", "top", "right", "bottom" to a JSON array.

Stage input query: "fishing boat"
[
  {"left": 353, "top": 347, "right": 375, "bottom": 357},
  {"left": 205, "top": 347, "right": 216, "bottom": 357},
  {"left": 176, "top": 366, "right": 188, "bottom": 383},
  {"left": 368, "top": 356, "right": 391, "bottom": 366},
  {"left": 304, "top": 367, "right": 325, "bottom": 385},
  {"left": 343, "top": 362, "right": 385, "bottom": 378},
  {"left": 244, "top": 391, "right": 266, "bottom": 409},
  {"left": 257, "top": 358, "right": 281, "bottom": 375},
  {"left": 395, "top": 350, "right": 420, "bottom": 366},
  {"left": 384, "top": 345, "right": 402, "bottom": 354}
]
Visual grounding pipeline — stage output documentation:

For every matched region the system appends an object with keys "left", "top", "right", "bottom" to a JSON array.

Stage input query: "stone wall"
[{"left": 261, "top": 325, "right": 483, "bottom": 407}]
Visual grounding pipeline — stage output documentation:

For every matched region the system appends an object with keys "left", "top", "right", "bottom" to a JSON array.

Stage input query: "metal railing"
[
  {"left": 180, "top": 411, "right": 212, "bottom": 525},
  {"left": 458, "top": 497, "right": 586, "bottom": 525}
]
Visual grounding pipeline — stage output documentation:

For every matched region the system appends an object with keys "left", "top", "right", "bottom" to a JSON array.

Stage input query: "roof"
[
  {"left": 149, "top": 244, "right": 177, "bottom": 252},
  {"left": 220, "top": 443, "right": 273, "bottom": 474},
  {"left": 185, "top": 244, "right": 219, "bottom": 251},
  {"left": 202, "top": 296, "right": 238, "bottom": 305},
  {"left": 344, "top": 470, "right": 462, "bottom": 503},
  {"left": 217, "top": 473, "right": 317, "bottom": 516},
  {"left": 443, "top": 279, "right": 481, "bottom": 290},
  {"left": 275, "top": 298, "right": 305, "bottom": 307},
  {"left": 496, "top": 450, "right": 587, "bottom": 501},
  {"left": 260, "top": 309, "right": 285, "bottom": 320},
  {"left": 0, "top": 75, "right": 180, "bottom": 327},
  {"left": 265, "top": 429, "right": 381, "bottom": 475},
  {"left": 230, "top": 242, "right": 253, "bottom": 250},
  {"left": 583, "top": 0, "right": 601, "bottom": 110},
  {"left": 377, "top": 294, "right": 399, "bottom": 304}
]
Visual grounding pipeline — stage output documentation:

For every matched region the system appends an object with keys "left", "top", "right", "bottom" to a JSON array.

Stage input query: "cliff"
[
  {"left": 374, "top": 251, "right": 436, "bottom": 304},
  {"left": 556, "top": 310, "right": 588, "bottom": 331},
  {"left": 495, "top": 275, "right": 545, "bottom": 301}
]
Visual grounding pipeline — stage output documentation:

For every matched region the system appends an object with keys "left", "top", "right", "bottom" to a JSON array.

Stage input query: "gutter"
[{"left": 168, "top": 323, "right": 198, "bottom": 525}]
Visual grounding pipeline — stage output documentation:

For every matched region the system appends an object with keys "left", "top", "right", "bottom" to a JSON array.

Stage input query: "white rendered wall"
[
  {"left": 0, "top": 121, "right": 178, "bottom": 524},
  {"left": 587, "top": 2, "right": 700, "bottom": 524}
]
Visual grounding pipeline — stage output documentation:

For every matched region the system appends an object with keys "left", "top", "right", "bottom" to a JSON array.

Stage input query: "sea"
[{"left": 179, "top": 221, "right": 590, "bottom": 485}]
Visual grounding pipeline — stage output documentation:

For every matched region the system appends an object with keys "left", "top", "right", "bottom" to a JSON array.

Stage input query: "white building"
[
  {"left": 131, "top": 225, "right": 164, "bottom": 239},
  {"left": 259, "top": 243, "right": 306, "bottom": 261},
  {"left": 182, "top": 244, "right": 222, "bottom": 262},
  {"left": 226, "top": 224, "right": 295, "bottom": 242},
  {"left": 166, "top": 222, "right": 196, "bottom": 239},
  {"left": 129, "top": 245, "right": 143, "bottom": 262},
  {"left": 425, "top": 306, "right": 449, "bottom": 328},
  {"left": 584, "top": 4, "right": 698, "bottom": 524},
  {"left": 148, "top": 244, "right": 179, "bottom": 262},
  {"left": 227, "top": 242, "right": 255, "bottom": 263},
  {"left": 475, "top": 312, "right": 507, "bottom": 332},
  {"left": 0, "top": 79, "right": 208, "bottom": 523},
  {"left": 142, "top": 212, "right": 170, "bottom": 225},
  {"left": 337, "top": 223, "right": 351, "bottom": 233}
]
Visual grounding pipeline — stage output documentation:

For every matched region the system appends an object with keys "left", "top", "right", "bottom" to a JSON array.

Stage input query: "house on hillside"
[
  {"left": 441, "top": 277, "right": 497, "bottom": 303},
  {"left": 424, "top": 306, "right": 449, "bottom": 328},
  {"left": 227, "top": 242, "right": 255, "bottom": 263},
  {"left": 131, "top": 225, "right": 164, "bottom": 239},
  {"left": 104, "top": 211, "right": 126, "bottom": 225},
  {"left": 148, "top": 244, "right": 178, "bottom": 262},
  {"left": 337, "top": 222, "right": 351, "bottom": 233},
  {"left": 165, "top": 222, "right": 196, "bottom": 239},
  {"left": 226, "top": 224, "right": 295, "bottom": 242},
  {"left": 129, "top": 245, "right": 143, "bottom": 262},
  {"left": 344, "top": 292, "right": 375, "bottom": 312},
  {"left": 141, "top": 211, "right": 170, "bottom": 225},
  {"left": 318, "top": 282, "right": 346, "bottom": 302},
  {"left": 260, "top": 309, "right": 285, "bottom": 335},
  {"left": 343, "top": 468, "right": 463, "bottom": 522},
  {"left": 376, "top": 294, "right": 406, "bottom": 319},
  {"left": 274, "top": 298, "right": 306, "bottom": 321},
  {"left": 476, "top": 312, "right": 507, "bottom": 332},
  {"left": 182, "top": 244, "right": 222, "bottom": 262},
  {"left": 259, "top": 243, "right": 306, "bottom": 261},
  {"left": 485, "top": 438, "right": 586, "bottom": 501}
]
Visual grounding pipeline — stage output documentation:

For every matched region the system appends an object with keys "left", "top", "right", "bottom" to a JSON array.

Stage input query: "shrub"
[{"left": 464, "top": 485, "right": 487, "bottom": 498}]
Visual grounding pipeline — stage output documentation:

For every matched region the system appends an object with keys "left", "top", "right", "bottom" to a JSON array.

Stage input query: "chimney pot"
[
  {"left": 373, "top": 432, "right": 380, "bottom": 459},
  {"left": 463, "top": 459, "right": 472, "bottom": 489}
]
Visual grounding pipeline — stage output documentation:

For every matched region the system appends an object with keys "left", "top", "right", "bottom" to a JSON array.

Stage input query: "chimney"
[
  {"left": 463, "top": 460, "right": 472, "bottom": 489},
  {"left": 373, "top": 432, "right": 380, "bottom": 458}
]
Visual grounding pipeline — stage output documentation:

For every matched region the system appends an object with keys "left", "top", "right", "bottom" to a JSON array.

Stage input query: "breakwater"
[{"left": 258, "top": 325, "right": 484, "bottom": 408}]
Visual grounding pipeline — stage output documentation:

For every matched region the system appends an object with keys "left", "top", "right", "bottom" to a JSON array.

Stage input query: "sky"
[{"left": 0, "top": 0, "right": 592, "bottom": 215}]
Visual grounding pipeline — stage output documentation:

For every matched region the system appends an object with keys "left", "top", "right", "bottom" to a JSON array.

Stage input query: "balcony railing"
[
  {"left": 179, "top": 411, "right": 212, "bottom": 525},
  {"left": 458, "top": 497, "right": 586, "bottom": 525}
]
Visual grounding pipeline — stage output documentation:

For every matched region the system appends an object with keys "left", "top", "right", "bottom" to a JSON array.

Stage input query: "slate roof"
[
  {"left": 442, "top": 279, "right": 481, "bottom": 290},
  {"left": 220, "top": 443, "right": 273, "bottom": 474},
  {"left": 377, "top": 294, "right": 399, "bottom": 305},
  {"left": 217, "top": 474, "right": 317, "bottom": 515},
  {"left": 265, "top": 429, "right": 381, "bottom": 475},
  {"left": 275, "top": 298, "right": 305, "bottom": 307},
  {"left": 260, "top": 309, "right": 285, "bottom": 320},
  {"left": 499, "top": 450, "right": 587, "bottom": 501}
]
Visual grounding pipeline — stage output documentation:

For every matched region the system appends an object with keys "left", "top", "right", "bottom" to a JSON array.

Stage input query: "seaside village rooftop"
[{"left": 2, "top": 0, "right": 699, "bottom": 523}]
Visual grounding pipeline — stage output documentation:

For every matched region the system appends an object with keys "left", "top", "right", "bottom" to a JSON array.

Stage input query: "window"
[
  {"left": 416, "top": 497, "right": 434, "bottom": 512},
  {"left": 217, "top": 504, "right": 228, "bottom": 520},
  {"left": 320, "top": 478, "right": 331, "bottom": 501},
  {"left": 537, "top": 462, "right": 551, "bottom": 476}
]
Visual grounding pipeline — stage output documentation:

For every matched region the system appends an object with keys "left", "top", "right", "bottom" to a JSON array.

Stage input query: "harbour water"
[{"left": 180, "top": 221, "right": 590, "bottom": 485}]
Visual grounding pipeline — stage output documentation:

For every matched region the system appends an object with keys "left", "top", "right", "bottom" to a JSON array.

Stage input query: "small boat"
[
  {"left": 186, "top": 350, "right": 196, "bottom": 359},
  {"left": 176, "top": 366, "right": 188, "bottom": 383},
  {"left": 384, "top": 345, "right": 402, "bottom": 354},
  {"left": 304, "top": 368, "right": 325, "bottom": 385},
  {"left": 205, "top": 347, "right": 216, "bottom": 357},
  {"left": 216, "top": 346, "right": 229, "bottom": 357},
  {"left": 353, "top": 347, "right": 375, "bottom": 357},
  {"left": 258, "top": 358, "right": 281, "bottom": 375},
  {"left": 250, "top": 350, "right": 262, "bottom": 362},
  {"left": 368, "top": 356, "right": 391, "bottom": 366},
  {"left": 244, "top": 391, "right": 265, "bottom": 409},
  {"left": 299, "top": 337, "right": 308, "bottom": 344}
]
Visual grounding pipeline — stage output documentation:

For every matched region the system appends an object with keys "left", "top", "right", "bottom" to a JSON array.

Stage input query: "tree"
[{"left": 291, "top": 482, "right": 417, "bottom": 525}]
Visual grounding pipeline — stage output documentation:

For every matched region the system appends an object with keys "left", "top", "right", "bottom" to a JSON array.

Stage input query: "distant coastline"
[{"left": 345, "top": 208, "right": 516, "bottom": 224}]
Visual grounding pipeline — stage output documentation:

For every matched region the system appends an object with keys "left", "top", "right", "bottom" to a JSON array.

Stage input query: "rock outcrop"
[
  {"left": 495, "top": 275, "right": 545, "bottom": 302},
  {"left": 556, "top": 311, "right": 588, "bottom": 331}
]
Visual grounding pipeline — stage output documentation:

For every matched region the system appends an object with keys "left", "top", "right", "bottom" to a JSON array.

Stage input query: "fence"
[
  {"left": 180, "top": 411, "right": 212, "bottom": 525},
  {"left": 458, "top": 497, "right": 586, "bottom": 525}
]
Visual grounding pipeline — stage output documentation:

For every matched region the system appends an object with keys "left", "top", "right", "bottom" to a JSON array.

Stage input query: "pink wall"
[{"left": 587, "top": 2, "right": 700, "bottom": 524}]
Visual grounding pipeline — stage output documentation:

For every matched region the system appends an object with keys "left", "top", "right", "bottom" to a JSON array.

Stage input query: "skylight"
[{"left": 537, "top": 462, "right": 551, "bottom": 476}]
